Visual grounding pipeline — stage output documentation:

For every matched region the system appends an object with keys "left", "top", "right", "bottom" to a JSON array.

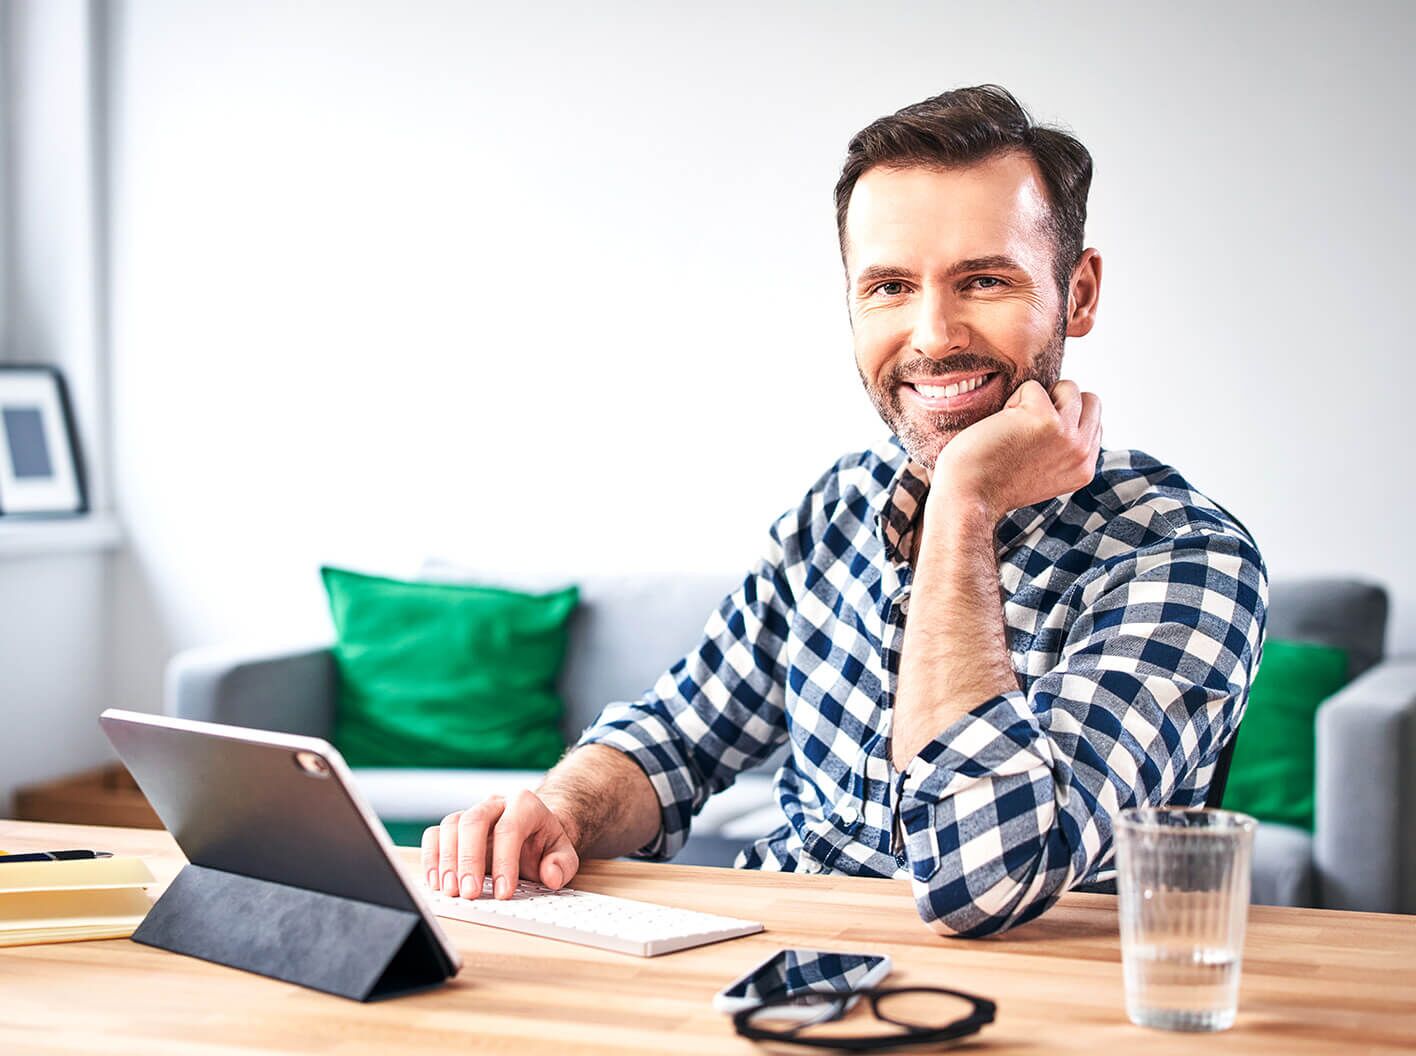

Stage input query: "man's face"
[{"left": 845, "top": 154, "right": 1070, "bottom": 471}]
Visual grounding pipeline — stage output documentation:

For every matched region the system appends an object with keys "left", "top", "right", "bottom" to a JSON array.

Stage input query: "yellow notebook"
[{"left": 0, "top": 856, "right": 156, "bottom": 947}]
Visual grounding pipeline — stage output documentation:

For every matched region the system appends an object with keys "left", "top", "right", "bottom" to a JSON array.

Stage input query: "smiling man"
[{"left": 423, "top": 85, "right": 1269, "bottom": 936}]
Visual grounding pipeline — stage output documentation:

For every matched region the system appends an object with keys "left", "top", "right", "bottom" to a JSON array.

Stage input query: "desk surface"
[{"left": 2, "top": 820, "right": 1413, "bottom": 1054}]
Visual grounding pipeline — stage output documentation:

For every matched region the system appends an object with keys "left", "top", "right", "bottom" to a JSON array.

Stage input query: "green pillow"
[
  {"left": 321, "top": 566, "right": 578, "bottom": 770},
  {"left": 1222, "top": 638, "right": 1350, "bottom": 831}
]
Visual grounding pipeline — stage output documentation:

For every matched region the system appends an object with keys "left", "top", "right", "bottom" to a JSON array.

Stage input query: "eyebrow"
[{"left": 853, "top": 255, "right": 1029, "bottom": 292}]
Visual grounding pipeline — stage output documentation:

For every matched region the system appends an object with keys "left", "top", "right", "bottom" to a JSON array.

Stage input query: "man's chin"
[
  {"left": 894, "top": 427, "right": 953, "bottom": 471},
  {"left": 896, "top": 412, "right": 987, "bottom": 466},
  {"left": 876, "top": 398, "right": 994, "bottom": 468}
]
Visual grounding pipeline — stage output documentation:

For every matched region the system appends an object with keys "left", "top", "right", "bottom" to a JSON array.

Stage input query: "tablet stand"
[{"left": 133, "top": 864, "right": 452, "bottom": 1001}]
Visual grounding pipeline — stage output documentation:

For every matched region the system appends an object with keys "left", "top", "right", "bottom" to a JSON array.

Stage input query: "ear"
[{"left": 1064, "top": 249, "right": 1102, "bottom": 338}]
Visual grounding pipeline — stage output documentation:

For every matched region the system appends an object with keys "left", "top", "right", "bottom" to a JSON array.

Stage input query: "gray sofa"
[{"left": 166, "top": 565, "right": 1414, "bottom": 914}]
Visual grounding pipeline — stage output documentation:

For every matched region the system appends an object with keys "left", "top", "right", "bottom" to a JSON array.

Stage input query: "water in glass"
[
  {"left": 1124, "top": 941, "right": 1241, "bottom": 1031},
  {"left": 1115, "top": 807, "right": 1255, "bottom": 1032}
]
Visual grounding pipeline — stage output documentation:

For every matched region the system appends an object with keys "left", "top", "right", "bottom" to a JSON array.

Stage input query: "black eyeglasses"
[{"left": 731, "top": 985, "right": 996, "bottom": 1051}]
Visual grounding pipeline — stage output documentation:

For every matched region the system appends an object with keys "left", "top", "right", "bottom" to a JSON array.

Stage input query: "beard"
[{"left": 857, "top": 311, "right": 1067, "bottom": 471}]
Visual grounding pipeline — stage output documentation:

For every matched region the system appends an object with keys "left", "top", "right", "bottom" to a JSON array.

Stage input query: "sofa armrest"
[
  {"left": 1314, "top": 655, "right": 1416, "bottom": 914},
  {"left": 164, "top": 643, "right": 339, "bottom": 739}
]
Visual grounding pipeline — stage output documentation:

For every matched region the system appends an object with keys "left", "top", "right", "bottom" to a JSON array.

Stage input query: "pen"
[{"left": 0, "top": 850, "right": 114, "bottom": 863}]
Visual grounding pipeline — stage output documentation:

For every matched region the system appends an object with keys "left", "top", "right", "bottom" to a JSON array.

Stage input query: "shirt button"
[
  {"left": 799, "top": 859, "right": 822, "bottom": 875},
  {"left": 838, "top": 805, "right": 860, "bottom": 826}
]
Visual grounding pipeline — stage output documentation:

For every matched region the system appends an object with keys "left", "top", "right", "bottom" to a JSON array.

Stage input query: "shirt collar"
[
  {"left": 872, "top": 434, "right": 1093, "bottom": 564},
  {"left": 870, "top": 438, "right": 928, "bottom": 565}
]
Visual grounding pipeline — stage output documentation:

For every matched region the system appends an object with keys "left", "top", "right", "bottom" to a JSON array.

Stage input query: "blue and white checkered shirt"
[{"left": 577, "top": 433, "right": 1268, "bottom": 936}]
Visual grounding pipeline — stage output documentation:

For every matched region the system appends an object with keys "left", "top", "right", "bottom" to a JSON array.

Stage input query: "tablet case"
[
  {"left": 132, "top": 860, "right": 444, "bottom": 1002},
  {"left": 99, "top": 708, "right": 459, "bottom": 1003},
  {"left": 134, "top": 864, "right": 449, "bottom": 1002}
]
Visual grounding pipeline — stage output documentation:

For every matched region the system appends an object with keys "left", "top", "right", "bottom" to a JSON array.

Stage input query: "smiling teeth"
[{"left": 915, "top": 375, "right": 988, "bottom": 399}]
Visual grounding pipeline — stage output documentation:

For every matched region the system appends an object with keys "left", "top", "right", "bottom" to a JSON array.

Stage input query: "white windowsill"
[{"left": 0, "top": 513, "right": 123, "bottom": 558}]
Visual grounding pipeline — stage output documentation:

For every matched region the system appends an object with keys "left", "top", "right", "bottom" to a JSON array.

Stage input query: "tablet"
[{"left": 98, "top": 707, "right": 460, "bottom": 977}]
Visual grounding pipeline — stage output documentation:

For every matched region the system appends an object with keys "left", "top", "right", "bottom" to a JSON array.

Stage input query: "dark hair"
[{"left": 834, "top": 84, "right": 1093, "bottom": 296}]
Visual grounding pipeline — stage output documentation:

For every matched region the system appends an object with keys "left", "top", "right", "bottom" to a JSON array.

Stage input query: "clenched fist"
[{"left": 930, "top": 378, "right": 1101, "bottom": 520}]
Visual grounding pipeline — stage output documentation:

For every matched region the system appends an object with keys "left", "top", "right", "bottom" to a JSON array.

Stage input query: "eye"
[
  {"left": 968, "top": 276, "right": 1008, "bottom": 289},
  {"left": 869, "top": 281, "right": 906, "bottom": 297}
]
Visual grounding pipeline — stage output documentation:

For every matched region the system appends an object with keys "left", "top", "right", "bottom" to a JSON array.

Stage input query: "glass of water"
[{"left": 1115, "top": 807, "right": 1256, "bottom": 1032}]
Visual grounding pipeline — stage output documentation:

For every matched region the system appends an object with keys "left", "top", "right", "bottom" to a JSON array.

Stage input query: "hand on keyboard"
[{"left": 422, "top": 789, "right": 580, "bottom": 903}]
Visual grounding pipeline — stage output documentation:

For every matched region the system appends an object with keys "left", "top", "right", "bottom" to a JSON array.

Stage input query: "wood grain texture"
[{"left": 1, "top": 820, "right": 1413, "bottom": 1054}]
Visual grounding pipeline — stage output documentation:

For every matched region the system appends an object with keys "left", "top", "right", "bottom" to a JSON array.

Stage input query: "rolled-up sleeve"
[
  {"left": 575, "top": 520, "right": 796, "bottom": 860},
  {"left": 897, "top": 528, "right": 1268, "bottom": 937}
]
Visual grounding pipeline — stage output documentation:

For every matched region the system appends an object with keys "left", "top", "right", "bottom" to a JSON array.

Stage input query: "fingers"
[
  {"left": 438, "top": 812, "right": 461, "bottom": 896},
  {"left": 1072, "top": 392, "right": 1104, "bottom": 489},
  {"left": 1048, "top": 379, "right": 1081, "bottom": 413},
  {"left": 1050, "top": 380, "right": 1084, "bottom": 431},
  {"left": 1010, "top": 378, "right": 1082, "bottom": 416},
  {"left": 456, "top": 797, "right": 504, "bottom": 899},
  {"left": 538, "top": 830, "right": 581, "bottom": 891},
  {"left": 1010, "top": 379, "right": 1088, "bottom": 434},
  {"left": 491, "top": 790, "right": 541, "bottom": 900},
  {"left": 421, "top": 824, "right": 439, "bottom": 890},
  {"left": 1006, "top": 378, "right": 1046, "bottom": 408},
  {"left": 427, "top": 791, "right": 576, "bottom": 901},
  {"left": 1078, "top": 391, "right": 1103, "bottom": 448}
]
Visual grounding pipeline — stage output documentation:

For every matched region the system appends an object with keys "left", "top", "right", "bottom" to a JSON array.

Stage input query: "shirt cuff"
[
  {"left": 892, "top": 690, "right": 1048, "bottom": 885},
  {"left": 896, "top": 689, "right": 1049, "bottom": 804},
  {"left": 574, "top": 705, "right": 699, "bottom": 861}
]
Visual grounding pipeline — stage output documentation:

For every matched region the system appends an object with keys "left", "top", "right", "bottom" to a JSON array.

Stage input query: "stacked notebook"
[{"left": 0, "top": 855, "right": 156, "bottom": 947}]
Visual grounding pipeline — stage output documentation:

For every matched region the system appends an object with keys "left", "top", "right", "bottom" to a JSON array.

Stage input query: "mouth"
[{"left": 900, "top": 371, "right": 1002, "bottom": 412}]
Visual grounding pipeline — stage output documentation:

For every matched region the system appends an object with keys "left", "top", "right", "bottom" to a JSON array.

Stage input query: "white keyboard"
[{"left": 425, "top": 878, "right": 763, "bottom": 957}]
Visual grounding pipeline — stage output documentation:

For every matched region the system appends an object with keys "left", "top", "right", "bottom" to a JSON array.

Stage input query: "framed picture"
[{"left": 0, "top": 364, "right": 88, "bottom": 517}]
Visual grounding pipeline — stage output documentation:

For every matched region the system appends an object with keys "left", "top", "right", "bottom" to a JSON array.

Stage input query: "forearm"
[
  {"left": 891, "top": 494, "right": 1021, "bottom": 768},
  {"left": 896, "top": 529, "right": 1266, "bottom": 937},
  {"left": 536, "top": 744, "right": 662, "bottom": 859}
]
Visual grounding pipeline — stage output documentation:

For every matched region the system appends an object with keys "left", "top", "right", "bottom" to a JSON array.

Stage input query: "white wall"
[
  {"left": 0, "top": 0, "right": 115, "bottom": 811},
  {"left": 105, "top": 0, "right": 1416, "bottom": 715}
]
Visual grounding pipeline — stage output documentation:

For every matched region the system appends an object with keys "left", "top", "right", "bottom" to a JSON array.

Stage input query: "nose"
[{"left": 910, "top": 285, "right": 968, "bottom": 361}]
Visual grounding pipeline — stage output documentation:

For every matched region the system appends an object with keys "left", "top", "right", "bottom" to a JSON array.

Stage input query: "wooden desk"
[{"left": 2, "top": 820, "right": 1412, "bottom": 1054}]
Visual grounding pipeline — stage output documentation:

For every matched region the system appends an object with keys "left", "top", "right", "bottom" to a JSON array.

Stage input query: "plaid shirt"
[{"left": 577, "top": 434, "right": 1268, "bottom": 936}]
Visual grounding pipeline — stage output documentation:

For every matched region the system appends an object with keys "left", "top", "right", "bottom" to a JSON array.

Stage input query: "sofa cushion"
[
  {"left": 1251, "top": 822, "right": 1315, "bottom": 907},
  {"left": 418, "top": 560, "right": 742, "bottom": 739},
  {"left": 1224, "top": 638, "right": 1349, "bottom": 831},
  {"left": 1265, "top": 578, "right": 1387, "bottom": 677},
  {"left": 322, "top": 566, "right": 577, "bottom": 769}
]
